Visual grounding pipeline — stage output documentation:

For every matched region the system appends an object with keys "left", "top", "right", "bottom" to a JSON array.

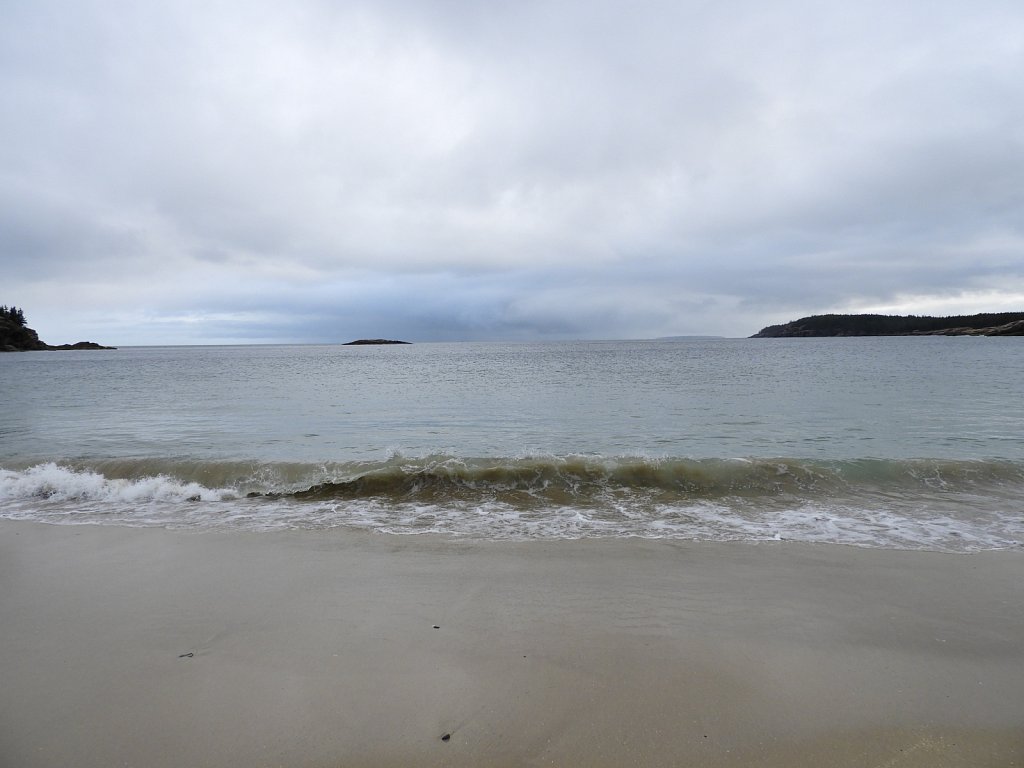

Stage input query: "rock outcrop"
[
  {"left": 343, "top": 339, "right": 411, "bottom": 345},
  {"left": 46, "top": 341, "right": 118, "bottom": 350},
  {"left": 910, "top": 319, "right": 1024, "bottom": 336},
  {"left": 0, "top": 316, "right": 49, "bottom": 351},
  {"left": 0, "top": 315, "right": 116, "bottom": 352}
]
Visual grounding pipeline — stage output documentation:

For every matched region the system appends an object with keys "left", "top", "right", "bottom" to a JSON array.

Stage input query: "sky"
[{"left": 2, "top": 0, "right": 1023, "bottom": 344}]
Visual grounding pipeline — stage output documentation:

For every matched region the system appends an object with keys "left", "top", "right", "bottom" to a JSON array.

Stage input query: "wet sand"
[{"left": 1, "top": 519, "right": 1022, "bottom": 767}]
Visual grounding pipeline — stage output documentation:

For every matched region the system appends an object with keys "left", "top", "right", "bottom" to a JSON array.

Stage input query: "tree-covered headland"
[
  {"left": 0, "top": 305, "right": 115, "bottom": 351},
  {"left": 752, "top": 312, "right": 1024, "bottom": 337}
]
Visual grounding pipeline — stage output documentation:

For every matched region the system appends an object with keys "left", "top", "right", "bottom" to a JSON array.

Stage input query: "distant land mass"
[
  {"left": 752, "top": 312, "right": 1024, "bottom": 338},
  {"left": 0, "top": 305, "right": 115, "bottom": 352},
  {"left": 655, "top": 335, "right": 725, "bottom": 341},
  {"left": 343, "top": 339, "right": 411, "bottom": 345}
]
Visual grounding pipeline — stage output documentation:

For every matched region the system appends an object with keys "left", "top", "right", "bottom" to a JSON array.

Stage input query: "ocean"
[{"left": 2, "top": 337, "right": 1022, "bottom": 551}]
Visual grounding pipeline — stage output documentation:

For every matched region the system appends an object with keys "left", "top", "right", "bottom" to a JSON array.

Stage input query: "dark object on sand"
[{"left": 441, "top": 733, "right": 451, "bottom": 742}]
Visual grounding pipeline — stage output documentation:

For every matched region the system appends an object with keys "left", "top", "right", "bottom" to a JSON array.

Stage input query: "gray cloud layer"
[{"left": 3, "top": 0, "right": 1023, "bottom": 343}]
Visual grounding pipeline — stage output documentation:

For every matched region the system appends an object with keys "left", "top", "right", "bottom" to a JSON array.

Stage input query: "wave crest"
[
  {"left": 2, "top": 456, "right": 1023, "bottom": 551},
  {"left": 284, "top": 455, "right": 1024, "bottom": 503}
]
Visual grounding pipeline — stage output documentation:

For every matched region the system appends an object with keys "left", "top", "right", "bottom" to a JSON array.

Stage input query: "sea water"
[{"left": 1, "top": 337, "right": 1022, "bottom": 550}]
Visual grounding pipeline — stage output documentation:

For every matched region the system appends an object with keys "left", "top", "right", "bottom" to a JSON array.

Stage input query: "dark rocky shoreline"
[{"left": 0, "top": 316, "right": 115, "bottom": 352}]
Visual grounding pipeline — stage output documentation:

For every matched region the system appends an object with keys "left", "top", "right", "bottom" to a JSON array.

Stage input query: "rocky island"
[
  {"left": 0, "top": 305, "right": 116, "bottom": 352},
  {"left": 343, "top": 339, "right": 411, "bottom": 345},
  {"left": 752, "top": 312, "right": 1024, "bottom": 338}
]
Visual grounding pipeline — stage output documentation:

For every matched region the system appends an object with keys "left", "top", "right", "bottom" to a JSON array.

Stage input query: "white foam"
[{"left": 0, "top": 463, "right": 238, "bottom": 504}]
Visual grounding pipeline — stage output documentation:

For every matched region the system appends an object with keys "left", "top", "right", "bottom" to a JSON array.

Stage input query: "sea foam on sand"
[{"left": 1, "top": 520, "right": 1022, "bottom": 767}]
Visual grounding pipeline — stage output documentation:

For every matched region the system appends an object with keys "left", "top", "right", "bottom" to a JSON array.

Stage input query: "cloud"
[{"left": 2, "top": 0, "right": 1022, "bottom": 343}]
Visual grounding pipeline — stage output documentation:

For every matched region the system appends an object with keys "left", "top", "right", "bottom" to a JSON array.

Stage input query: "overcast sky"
[{"left": 3, "top": 0, "right": 1023, "bottom": 344}]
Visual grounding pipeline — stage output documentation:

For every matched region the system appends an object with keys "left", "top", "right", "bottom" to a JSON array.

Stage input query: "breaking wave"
[{"left": 2, "top": 455, "right": 1023, "bottom": 551}]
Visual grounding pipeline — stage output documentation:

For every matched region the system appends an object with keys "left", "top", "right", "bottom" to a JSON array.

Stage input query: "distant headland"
[
  {"left": 0, "top": 305, "right": 116, "bottom": 352},
  {"left": 752, "top": 312, "right": 1024, "bottom": 338},
  {"left": 342, "top": 339, "right": 411, "bottom": 345},
  {"left": 655, "top": 335, "right": 726, "bottom": 341}
]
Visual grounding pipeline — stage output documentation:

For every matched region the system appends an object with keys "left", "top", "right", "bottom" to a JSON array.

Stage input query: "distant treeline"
[
  {"left": 753, "top": 312, "right": 1024, "bottom": 337},
  {"left": 1, "top": 305, "right": 27, "bottom": 326}
]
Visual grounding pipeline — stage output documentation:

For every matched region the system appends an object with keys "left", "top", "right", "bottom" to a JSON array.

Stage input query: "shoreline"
[{"left": 2, "top": 520, "right": 1022, "bottom": 766}]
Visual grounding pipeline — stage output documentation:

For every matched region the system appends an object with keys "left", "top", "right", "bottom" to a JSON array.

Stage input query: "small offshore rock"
[{"left": 342, "top": 339, "right": 411, "bottom": 345}]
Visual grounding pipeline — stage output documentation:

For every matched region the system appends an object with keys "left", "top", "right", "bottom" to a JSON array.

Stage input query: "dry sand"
[{"left": 1, "top": 519, "right": 1022, "bottom": 767}]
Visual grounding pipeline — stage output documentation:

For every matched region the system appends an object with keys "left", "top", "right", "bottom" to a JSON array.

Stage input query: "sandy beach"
[{"left": 1, "top": 520, "right": 1022, "bottom": 767}]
